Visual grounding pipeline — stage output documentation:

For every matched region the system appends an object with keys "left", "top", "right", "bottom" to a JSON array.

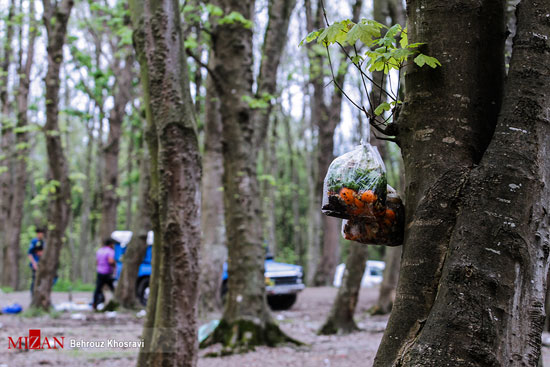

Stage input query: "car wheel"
[
  {"left": 136, "top": 276, "right": 150, "bottom": 306},
  {"left": 267, "top": 294, "right": 297, "bottom": 311}
]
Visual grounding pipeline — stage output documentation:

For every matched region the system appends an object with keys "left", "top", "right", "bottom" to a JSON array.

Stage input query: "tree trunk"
[
  {"left": 31, "top": 0, "right": 74, "bottom": 310},
  {"left": 372, "top": 246, "right": 401, "bottom": 315},
  {"left": 370, "top": 0, "right": 533, "bottom": 364},
  {"left": 131, "top": 0, "right": 201, "bottom": 365},
  {"left": 201, "top": 0, "right": 299, "bottom": 351},
  {"left": 198, "top": 67, "right": 227, "bottom": 315},
  {"left": 114, "top": 146, "right": 151, "bottom": 309},
  {"left": 3, "top": 0, "right": 37, "bottom": 291},
  {"left": 311, "top": 0, "right": 363, "bottom": 286},
  {"left": 384, "top": 0, "right": 550, "bottom": 364},
  {"left": 99, "top": 54, "right": 134, "bottom": 240},
  {"left": 77, "top": 121, "right": 94, "bottom": 282},
  {"left": 254, "top": 0, "right": 297, "bottom": 257},
  {"left": 319, "top": 242, "right": 368, "bottom": 334},
  {"left": 125, "top": 121, "right": 137, "bottom": 229},
  {"left": 0, "top": 0, "right": 15, "bottom": 288}
]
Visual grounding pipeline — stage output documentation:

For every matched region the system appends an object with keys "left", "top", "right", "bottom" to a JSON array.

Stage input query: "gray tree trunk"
[
  {"left": 3, "top": 0, "right": 37, "bottom": 290},
  {"left": 383, "top": 0, "right": 550, "bottom": 363},
  {"left": 319, "top": 242, "right": 368, "bottom": 334},
  {"left": 372, "top": 0, "right": 550, "bottom": 365},
  {"left": 131, "top": 0, "right": 202, "bottom": 365},
  {"left": 198, "top": 67, "right": 227, "bottom": 315},
  {"left": 99, "top": 54, "right": 134, "bottom": 240},
  {"left": 31, "top": 0, "right": 74, "bottom": 310},
  {"left": 0, "top": 0, "right": 15, "bottom": 288},
  {"left": 202, "top": 0, "right": 299, "bottom": 351},
  {"left": 114, "top": 146, "right": 151, "bottom": 309}
]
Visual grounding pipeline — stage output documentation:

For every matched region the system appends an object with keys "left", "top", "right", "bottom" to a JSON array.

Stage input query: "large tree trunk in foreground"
[
  {"left": 31, "top": 0, "right": 74, "bottom": 310},
  {"left": 198, "top": 69, "right": 227, "bottom": 315},
  {"left": 99, "top": 54, "right": 134, "bottom": 240},
  {"left": 371, "top": 0, "right": 550, "bottom": 365},
  {"left": 384, "top": 0, "right": 550, "bottom": 364},
  {"left": 3, "top": 0, "right": 37, "bottom": 291},
  {"left": 202, "top": 0, "right": 298, "bottom": 352},
  {"left": 131, "top": 0, "right": 201, "bottom": 365},
  {"left": 114, "top": 147, "right": 151, "bottom": 309},
  {"left": 319, "top": 242, "right": 368, "bottom": 334}
]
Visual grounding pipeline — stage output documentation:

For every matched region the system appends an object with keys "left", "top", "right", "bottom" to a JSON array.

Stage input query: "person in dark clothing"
[
  {"left": 28, "top": 228, "right": 45, "bottom": 294},
  {"left": 92, "top": 238, "right": 117, "bottom": 309}
]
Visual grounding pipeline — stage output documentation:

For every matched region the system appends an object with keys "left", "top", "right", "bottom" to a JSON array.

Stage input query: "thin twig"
[
  {"left": 325, "top": 45, "right": 364, "bottom": 112},
  {"left": 338, "top": 42, "right": 397, "bottom": 102},
  {"left": 186, "top": 50, "right": 222, "bottom": 89}
]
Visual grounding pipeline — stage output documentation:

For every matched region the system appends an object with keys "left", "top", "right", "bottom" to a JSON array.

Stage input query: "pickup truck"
[{"left": 111, "top": 230, "right": 305, "bottom": 310}]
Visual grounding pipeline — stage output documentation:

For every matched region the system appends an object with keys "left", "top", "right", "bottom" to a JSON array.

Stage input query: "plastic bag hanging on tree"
[
  {"left": 342, "top": 185, "right": 404, "bottom": 246},
  {"left": 322, "top": 142, "right": 387, "bottom": 219}
]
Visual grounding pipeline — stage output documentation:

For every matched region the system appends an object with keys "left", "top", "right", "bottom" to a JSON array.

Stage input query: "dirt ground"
[{"left": 1, "top": 287, "right": 549, "bottom": 367}]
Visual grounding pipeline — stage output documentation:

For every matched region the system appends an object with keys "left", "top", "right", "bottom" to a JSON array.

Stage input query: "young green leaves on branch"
[
  {"left": 302, "top": 20, "right": 440, "bottom": 72},
  {"left": 301, "top": 19, "right": 441, "bottom": 128}
]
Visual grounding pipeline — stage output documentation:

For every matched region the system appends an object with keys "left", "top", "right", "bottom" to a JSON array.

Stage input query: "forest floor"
[{"left": 1, "top": 287, "right": 550, "bottom": 367}]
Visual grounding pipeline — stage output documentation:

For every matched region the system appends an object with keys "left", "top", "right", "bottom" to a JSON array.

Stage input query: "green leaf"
[
  {"left": 345, "top": 22, "right": 380, "bottom": 46},
  {"left": 317, "top": 21, "right": 349, "bottom": 45},
  {"left": 219, "top": 11, "right": 253, "bottom": 29},
  {"left": 374, "top": 102, "right": 391, "bottom": 116},
  {"left": 206, "top": 4, "right": 223, "bottom": 17},
  {"left": 414, "top": 54, "right": 441, "bottom": 68},
  {"left": 300, "top": 30, "right": 322, "bottom": 46},
  {"left": 400, "top": 27, "right": 408, "bottom": 48}
]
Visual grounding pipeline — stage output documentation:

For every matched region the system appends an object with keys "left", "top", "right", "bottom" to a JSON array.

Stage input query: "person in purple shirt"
[{"left": 92, "top": 238, "right": 116, "bottom": 309}]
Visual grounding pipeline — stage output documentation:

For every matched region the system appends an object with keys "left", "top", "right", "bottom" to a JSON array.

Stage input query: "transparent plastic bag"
[
  {"left": 341, "top": 185, "right": 404, "bottom": 246},
  {"left": 322, "top": 143, "right": 387, "bottom": 219}
]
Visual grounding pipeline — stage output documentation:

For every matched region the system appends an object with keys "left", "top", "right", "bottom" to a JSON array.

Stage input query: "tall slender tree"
[
  {"left": 99, "top": 52, "right": 134, "bottom": 240},
  {"left": 31, "top": 0, "right": 74, "bottom": 310},
  {"left": 114, "top": 146, "right": 151, "bottom": 309},
  {"left": 2, "top": 0, "right": 38, "bottom": 290},
  {"left": 201, "top": 0, "right": 299, "bottom": 350},
  {"left": 130, "top": 0, "right": 202, "bottom": 365},
  {"left": 198, "top": 60, "right": 226, "bottom": 314},
  {"left": 0, "top": 0, "right": 16, "bottom": 288},
  {"left": 307, "top": 0, "right": 363, "bottom": 286}
]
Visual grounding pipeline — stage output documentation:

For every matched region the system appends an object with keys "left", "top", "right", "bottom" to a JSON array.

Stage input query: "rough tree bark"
[
  {"left": 369, "top": 0, "right": 550, "bottom": 365},
  {"left": 3, "top": 0, "right": 38, "bottom": 290},
  {"left": 130, "top": 0, "right": 201, "bottom": 365},
  {"left": 201, "top": 0, "right": 299, "bottom": 351},
  {"left": 310, "top": 0, "right": 363, "bottom": 286},
  {"left": 319, "top": 242, "right": 369, "bottom": 334},
  {"left": 99, "top": 53, "right": 134, "bottom": 240},
  {"left": 381, "top": 0, "right": 550, "bottom": 364},
  {"left": 114, "top": 147, "right": 151, "bottom": 309},
  {"left": 372, "top": 0, "right": 506, "bottom": 361},
  {"left": 198, "top": 64, "right": 227, "bottom": 314},
  {"left": 31, "top": 0, "right": 74, "bottom": 310}
]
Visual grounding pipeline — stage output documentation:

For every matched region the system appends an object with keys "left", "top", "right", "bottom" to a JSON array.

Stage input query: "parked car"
[
  {"left": 111, "top": 230, "right": 305, "bottom": 310},
  {"left": 333, "top": 260, "right": 385, "bottom": 288}
]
